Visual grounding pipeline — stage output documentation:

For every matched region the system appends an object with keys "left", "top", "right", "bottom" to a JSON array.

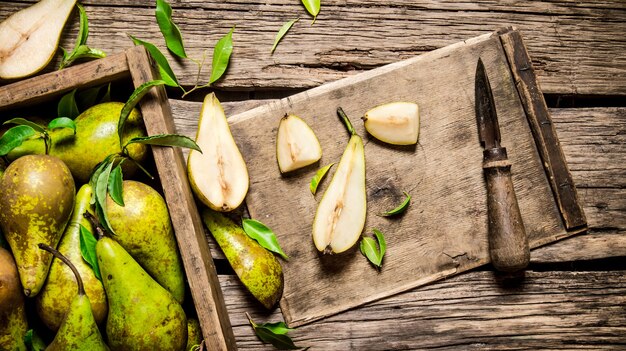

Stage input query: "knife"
[{"left": 475, "top": 58, "right": 530, "bottom": 272}]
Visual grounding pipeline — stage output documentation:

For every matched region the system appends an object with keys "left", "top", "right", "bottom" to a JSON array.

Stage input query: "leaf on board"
[
  {"left": 246, "top": 313, "right": 303, "bottom": 350},
  {"left": 360, "top": 228, "right": 387, "bottom": 268},
  {"left": 129, "top": 35, "right": 179, "bottom": 87},
  {"left": 118, "top": 80, "right": 167, "bottom": 146},
  {"left": 242, "top": 219, "right": 289, "bottom": 260},
  {"left": 309, "top": 163, "right": 334, "bottom": 195},
  {"left": 271, "top": 18, "right": 299, "bottom": 54},
  {"left": 209, "top": 26, "right": 235, "bottom": 84},
  {"left": 155, "top": 0, "right": 187, "bottom": 58},
  {"left": 301, "top": 0, "right": 321, "bottom": 22},
  {"left": 380, "top": 191, "right": 411, "bottom": 217}
]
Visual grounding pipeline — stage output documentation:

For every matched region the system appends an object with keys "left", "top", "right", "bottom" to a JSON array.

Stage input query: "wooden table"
[{"left": 1, "top": 1, "right": 624, "bottom": 349}]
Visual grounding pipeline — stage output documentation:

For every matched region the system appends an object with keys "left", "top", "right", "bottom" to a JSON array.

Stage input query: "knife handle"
[{"left": 483, "top": 149, "right": 530, "bottom": 272}]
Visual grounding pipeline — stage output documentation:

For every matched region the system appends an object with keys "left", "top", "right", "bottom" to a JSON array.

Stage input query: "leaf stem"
[
  {"left": 42, "top": 132, "right": 50, "bottom": 155},
  {"left": 84, "top": 212, "right": 106, "bottom": 240},
  {"left": 38, "top": 243, "right": 85, "bottom": 296},
  {"left": 336, "top": 107, "right": 356, "bottom": 136}
]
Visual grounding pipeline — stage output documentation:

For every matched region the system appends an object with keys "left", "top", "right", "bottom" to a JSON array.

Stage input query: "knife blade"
[{"left": 475, "top": 58, "right": 530, "bottom": 273}]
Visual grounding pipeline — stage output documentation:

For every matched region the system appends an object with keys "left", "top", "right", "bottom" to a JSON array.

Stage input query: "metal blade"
[{"left": 475, "top": 58, "right": 501, "bottom": 149}]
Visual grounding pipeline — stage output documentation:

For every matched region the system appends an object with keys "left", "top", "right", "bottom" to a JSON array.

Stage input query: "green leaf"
[
  {"left": 125, "top": 134, "right": 202, "bottom": 152},
  {"left": 3, "top": 118, "right": 45, "bottom": 133},
  {"left": 48, "top": 117, "right": 76, "bottom": 134},
  {"left": 77, "top": 85, "right": 103, "bottom": 109},
  {"left": 58, "top": 89, "right": 80, "bottom": 119},
  {"left": 79, "top": 224, "right": 101, "bottom": 280},
  {"left": 129, "top": 35, "right": 179, "bottom": 87},
  {"left": 271, "top": 18, "right": 299, "bottom": 54},
  {"left": 118, "top": 80, "right": 167, "bottom": 146},
  {"left": 94, "top": 159, "right": 116, "bottom": 234},
  {"left": 102, "top": 83, "right": 112, "bottom": 103},
  {"left": 360, "top": 229, "right": 386, "bottom": 268},
  {"left": 301, "top": 0, "right": 320, "bottom": 22},
  {"left": 309, "top": 163, "right": 334, "bottom": 195},
  {"left": 76, "top": 3, "right": 89, "bottom": 47},
  {"left": 155, "top": 0, "right": 187, "bottom": 58},
  {"left": 380, "top": 191, "right": 411, "bottom": 217},
  {"left": 209, "top": 27, "right": 235, "bottom": 85},
  {"left": 246, "top": 313, "right": 302, "bottom": 350},
  {"left": 62, "top": 45, "right": 107, "bottom": 68},
  {"left": 108, "top": 163, "right": 124, "bottom": 207},
  {"left": 24, "top": 329, "right": 46, "bottom": 351},
  {"left": 0, "top": 125, "right": 36, "bottom": 156},
  {"left": 88, "top": 155, "right": 116, "bottom": 205},
  {"left": 242, "top": 219, "right": 289, "bottom": 260}
]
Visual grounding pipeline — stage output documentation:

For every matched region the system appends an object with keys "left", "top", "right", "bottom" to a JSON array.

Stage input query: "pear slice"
[
  {"left": 188, "top": 93, "right": 249, "bottom": 212},
  {"left": 0, "top": 0, "right": 77, "bottom": 79},
  {"left": 363, "top": 102, "right": 419, "bottom": 145},
  {"left": 276, "top": 114, "right": 322, "bottom": 173},
  {"left": 312, "top": 108, "right": 366, "bottom": 254}
]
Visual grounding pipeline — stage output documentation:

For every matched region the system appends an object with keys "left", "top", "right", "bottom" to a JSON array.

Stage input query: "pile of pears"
[{"left": 0, "top": 102, "right": 201, "bottom": 350}]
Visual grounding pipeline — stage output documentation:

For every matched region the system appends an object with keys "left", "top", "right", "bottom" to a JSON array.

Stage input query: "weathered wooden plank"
[
  {"left": 531, "top": 231, "right": 625, "bottom": 263},
  {"left": 221, "top": 271, "right": 626, "bottom": 350},
  {"left": 1, "top": 1, "right": 625, "bottom": 95}
]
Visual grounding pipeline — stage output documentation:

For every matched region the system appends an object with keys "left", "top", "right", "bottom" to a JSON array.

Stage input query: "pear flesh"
[
  {"left": 363, "top": 102, "right": 419, "bottom": 145},
  {"left": 188, "top": 93, "right": 249, "bottom": 212},
  {"left": 276, "top": 114, "right": 322, "bottom": 173},
  {"left": 0, "top": 0, "right": 77, "bottom": 79},
  {"left": 313, "top": 111, "right": 367, "bottom": 254}
]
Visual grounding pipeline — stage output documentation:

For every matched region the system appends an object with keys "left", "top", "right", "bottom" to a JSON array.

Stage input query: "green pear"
[
  {"left": 106, "top": 180, "right": 185, "bottom": 303},
  {"left": 0, "top": 0, "right": 76, "bottom": 79},
  {"left": 201, "top": 209, "right": 283, "bottom": 309},
  {"left": 186, "top": 318, "right": 203, "bottom": 351},
  {"left": 0, "top": 247, "right": 28, "bottom": 351},
  {"left": 36, "top": 184, "right": 107, "bottom": 331},
  {"left": 38, "top": 244, "right": 108, "bottom": 351},
  {"left": 8, "top": 102, "right": 148, "bottom": 184},
  {"left": 97, "top": 237, "right": 187, "bottom": 350},
  {"left": 312, "top": 108, "right": 366, "bottom": 254},
  {"left": 0, "top": 155, "right": 75, "bottom": 296}
]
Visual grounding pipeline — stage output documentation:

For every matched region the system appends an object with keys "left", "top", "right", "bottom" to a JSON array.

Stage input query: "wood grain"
[
  {"left": 221, "top": 271, "right": 626, "bottom": 350},
  {"left": 1, "top": 1, "right": 625, "bottom": 95}
]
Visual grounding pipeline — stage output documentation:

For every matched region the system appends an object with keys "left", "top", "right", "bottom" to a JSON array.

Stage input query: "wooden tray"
[
  {"left": 0, "top": 47, "right": 237, "bottom": 350},
  {"left": 226, "top": 27, "right": 587, "bottom": 327}
]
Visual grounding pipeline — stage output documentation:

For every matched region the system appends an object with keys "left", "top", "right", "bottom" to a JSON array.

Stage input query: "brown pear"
[{"left": 0, "top": 247, "right": 28, "bottom": 351}]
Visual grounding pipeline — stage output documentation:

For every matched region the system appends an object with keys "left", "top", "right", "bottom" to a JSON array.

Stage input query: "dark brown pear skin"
[
  {"left": 0, "top": 155, "right": 75, "bottom": 296},
  {"left": 0, "top": 247, "right": 28, "bottom": 351}
]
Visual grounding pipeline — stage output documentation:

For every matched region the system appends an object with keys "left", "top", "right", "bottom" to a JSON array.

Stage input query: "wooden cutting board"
[{"left": 227, "top": 27, "right": 586, "bottom": 327}]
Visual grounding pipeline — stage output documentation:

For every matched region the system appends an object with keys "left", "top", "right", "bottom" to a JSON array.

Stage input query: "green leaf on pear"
[
  {"left": 242, "top": 219, "right": 289, "bottom": 260},
  {"left": 57, "top": 89, "right": 80, "bottom": 119},
  {"left": 108, "top": 163, "right": 125, "bottom": 207},
  {"left": 360, "top": 229, "right": 386, "bottom": 268},
  {"left": 125, "top": 134, "right": 202, "bottom": 152},
  {"left": 0, "top": 125, "right": 36, "bottom": 156},
  {"left": 209, "top": 26, "right": 235, "bottom": 84},
  {"left": 129, "top": 35, "right": 179, "bottom": 87},
  {"left": 79, "top": 224, "right": 101, "bottom": 280},
  {"left": 155, "top": 0, "right": 187, "bottom": 58},
  {"left": 271, "top": 18, "right": 299, "bottom": 54},
  {"left": 23, "top": 329, "right": 46, "bottom": 351},
  {"left": 380, "top": 191, "right": 411, "bottom": 217},
  {"left": 118, "top": 79, "right": 167, "bottom": 146},
  {"left": 47, "top": 117, "right": 76, "bottom": 134},
  {"left": 309, "top": 162, "right": 334, "bottom": 195},
  {"left": 77, "top": 85, "right": 103, "bottom": 109},
  {"left": 93, "top": 158, "right": 116, "bottom": 234},
  {"left": 101, "top": 83, "right": 112, "bottom": 103},
  {"left": 3, "top": 118, "right": 45, "bottom": 133},
  {"left": 300, "top": 0, "right": 321, "bottom": 23},
  {"left": 246, "top": 313, "right": 302, "bottom": 350}
]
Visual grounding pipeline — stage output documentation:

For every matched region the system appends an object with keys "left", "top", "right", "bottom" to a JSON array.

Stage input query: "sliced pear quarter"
[
  {"left": 276, "top": 114, "right": 322, "bottom": 173},
  {"left": 363, "top": 102, "right": 419, "bottom": 145},
  {"left": 188, "top": 93, "right": 249, "bottom": 212},
  {"left": 313, "top": 109, "right": 367, "bottom": 254},
  {"left": 0, "top": 0, "right": 77, "bottom": 79}
]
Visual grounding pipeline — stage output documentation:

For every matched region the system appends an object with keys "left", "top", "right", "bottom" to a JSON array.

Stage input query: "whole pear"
[
  {"left": 8, "top": 102, "right": 148, "bottom": 183},
  {"left": 106, "top": 180, "right": 185, "bottom": 303},
  {"left": 186, "top": 318, "right": 203, "bottom": 351},
  {"left": 202, "top": 209, "right": 284, "bottom": 309},
  {"left": 39, "top": 244, "right": 108, "bottom": 351},
  {"left": 97, "top": 237, "right": 187, "bottom": 350},
  {"left": 0, "top": 155, "right": 75, "bottom": 296},
  {"left": 0, "top": 247, "right": 28, "bottom": 351},
  {"left": 36, "top": 184, "right": 107, "bottom": 331}
]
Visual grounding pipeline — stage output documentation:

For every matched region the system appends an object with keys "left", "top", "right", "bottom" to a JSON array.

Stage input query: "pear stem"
[
  {"left": 38, "top": 243, "right": 85, "bottom": 296},
  {"left": 84, "top": 212, "right": 107, "bottom": 240},
  {"left": 337, "top": 107, "right": 356, "bottom": 136}
]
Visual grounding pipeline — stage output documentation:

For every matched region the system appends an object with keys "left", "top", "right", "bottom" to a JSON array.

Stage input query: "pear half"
[
  {"left": 363, "top": 102, "right": 419, "bottom": 145},
  {"left": 188, "top": 93, "right": 249, "bottom": 212},
  {"left": 312, "top": 108, "right": 366, "bottom": 254},
  {"left": 276, "top": 114, "right": 322, "bottom": 173},
  {"left": 0, "top": 0, "right": 77, "bottom": 79}
]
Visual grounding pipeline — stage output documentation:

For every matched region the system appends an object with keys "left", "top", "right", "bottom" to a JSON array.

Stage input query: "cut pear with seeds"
[
  {"left": 276, "top": 114, "right": 322, "bottom": 173},
  {"left": 0, "top": 0, "right": 77, "bottom": 79},
  {"left": 312, "top": 108, "right": 366, "bottom": 254},
  {"left": 188, "top": 93, "right": 249, "bottom": 212},
  {"left": 363, "top": 102, "right": 419, "bottom": 145}
]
